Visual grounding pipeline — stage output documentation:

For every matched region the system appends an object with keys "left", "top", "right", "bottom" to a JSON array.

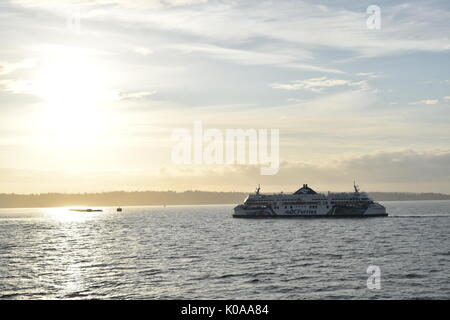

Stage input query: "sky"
[{"left": 0, "top": 0, "right": 449, "bottom": 194}]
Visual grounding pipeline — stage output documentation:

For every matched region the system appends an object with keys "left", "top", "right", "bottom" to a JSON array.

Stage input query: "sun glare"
[
  {"left": 37, "top": 54, "right": 117, "bottom": 102},
  {"left": 34, "top": 54, "right": 116, "bottom": 139},
  {"left": 45, "top": 207, "right": 91, "bottom": 222}
]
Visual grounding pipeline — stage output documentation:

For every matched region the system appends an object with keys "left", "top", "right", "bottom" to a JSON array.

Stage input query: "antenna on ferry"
[
  {"left": 353, "top": 180, "right": 360, "bottom": 193},
  {"left": 256, "top": 184, "right": 261, "bottom": 195}
]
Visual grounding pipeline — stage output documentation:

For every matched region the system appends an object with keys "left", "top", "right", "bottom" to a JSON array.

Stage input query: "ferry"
[{"left": 233, "top": 183, "right": 387, "bottom": 218}]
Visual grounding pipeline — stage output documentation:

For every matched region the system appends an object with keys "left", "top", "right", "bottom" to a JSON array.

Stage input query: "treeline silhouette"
[
  {"left": 369, "top": 192, "right": 450, "bottom": 201},
  {"left": 0, "top": 191, "right": 246, "bottom": 208},
  {"left": 0, "top": 190, "right": 450, "bottom": 208}
]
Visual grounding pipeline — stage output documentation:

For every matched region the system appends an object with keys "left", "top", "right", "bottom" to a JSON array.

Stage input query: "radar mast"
[{"left": 353, "top": 181, "right": 360, "bottom": 193}]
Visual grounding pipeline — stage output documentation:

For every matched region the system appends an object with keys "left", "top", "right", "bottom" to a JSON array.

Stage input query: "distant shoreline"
[
  {"left": 2, "top": 200, "right": 450, "bottom": 210},
  {"left": 1, "top": 191, "right": 450, "bottom": 209}
]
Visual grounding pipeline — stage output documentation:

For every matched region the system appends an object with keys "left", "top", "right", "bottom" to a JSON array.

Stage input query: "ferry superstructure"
[{"left": 233, "top": 183, "right": 387, "bottom": 218}]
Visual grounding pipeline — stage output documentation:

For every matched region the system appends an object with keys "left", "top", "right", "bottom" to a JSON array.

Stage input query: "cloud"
[
  {"left": 11, "top": 0, "right": 450, "bottom": 60},
  {"left": 1, "top": 0, "right": 449, "bottom": 195},
  {"left": 162, "top": 149, "right": 450, "bottom": 189},
  {"left": 172, "top": 43, "right": 342, "bottom": 74},
  {"left": 0, "top": 59, "right": 36, "bottom": 76},
  {"left": 130, "top": 47, "right": 154, "bottom": 56},
  {"left": 339, "top": 149, "right": 450, "bottom": 184},
  {"left": 356, "top": 72, "right": 383, "bottom": 78},
  {"left": 11, "top": 0, "right": 208, "bottom": 9},
  {"left": 0, "top": 79, "right": 34, "bottom": 94},
  {"left": 409, "top": 99, "right": 439, "bottom": 105},
  {"left": 271, "top": 77, "right": 369, "bottom": 93},
  {"left": 148, "top": 2, "right": 450, "bottom": 57},
  {"left": 2, "top": 149, "right": 450, "bottom": 193},
  {"left": 117, "top": 90, "right": 157, "bottom": 100}
]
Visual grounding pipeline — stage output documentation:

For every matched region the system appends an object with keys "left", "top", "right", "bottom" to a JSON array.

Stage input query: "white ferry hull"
[
  {"left": 233, "top": 203, "right": 388, "bottom": 218},
  {"left": 233, "top": 184, "right": 388, "bottom": 218}
]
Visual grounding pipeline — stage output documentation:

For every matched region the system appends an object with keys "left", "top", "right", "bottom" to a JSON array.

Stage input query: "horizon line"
[{"left": 1, "top": 190, "right": 450, "bottom": 196}]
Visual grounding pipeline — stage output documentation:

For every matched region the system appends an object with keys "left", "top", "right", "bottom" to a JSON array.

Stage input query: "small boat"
[
  {"left": 117, "top": 207, "right": 123, "bottom": 212},
  {"left": 69, "top": 208, "right": 103, "bottom": 212}
]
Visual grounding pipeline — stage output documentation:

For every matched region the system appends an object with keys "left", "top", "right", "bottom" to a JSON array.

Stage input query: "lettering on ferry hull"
[{"left": 285, "top": 209, "right": 317, "bottom": 215}]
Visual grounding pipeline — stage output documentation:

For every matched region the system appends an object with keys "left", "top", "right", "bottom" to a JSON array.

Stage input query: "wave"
[{"left": 389, "top": 215, "right": 450, "bottom": 218}]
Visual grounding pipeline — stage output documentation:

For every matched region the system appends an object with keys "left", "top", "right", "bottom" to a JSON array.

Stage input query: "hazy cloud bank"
[{"left": 2, "top": 149, "right": 449, "bottom": 193}]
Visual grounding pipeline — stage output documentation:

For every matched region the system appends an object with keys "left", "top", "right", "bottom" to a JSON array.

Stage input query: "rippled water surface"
[{"left": 1, "top": 201, "right": 449, "bottom": 299}]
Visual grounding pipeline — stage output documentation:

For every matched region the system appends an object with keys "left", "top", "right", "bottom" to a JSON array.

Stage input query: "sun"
[
  {"left": 34, "top": 54, "right": 116, "bottom": 140},
  {"left": 37, "top": 55, "right": 112, "bottom": 105}
]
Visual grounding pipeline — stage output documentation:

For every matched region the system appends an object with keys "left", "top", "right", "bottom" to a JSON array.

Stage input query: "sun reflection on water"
[{"left": 44, "top": 207, "right": 105, "bottom": 222}]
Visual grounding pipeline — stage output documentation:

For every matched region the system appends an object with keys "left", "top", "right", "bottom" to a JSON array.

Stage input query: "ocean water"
[{"left": 0, "top": 201, "right": 449, "bottom": 300}]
